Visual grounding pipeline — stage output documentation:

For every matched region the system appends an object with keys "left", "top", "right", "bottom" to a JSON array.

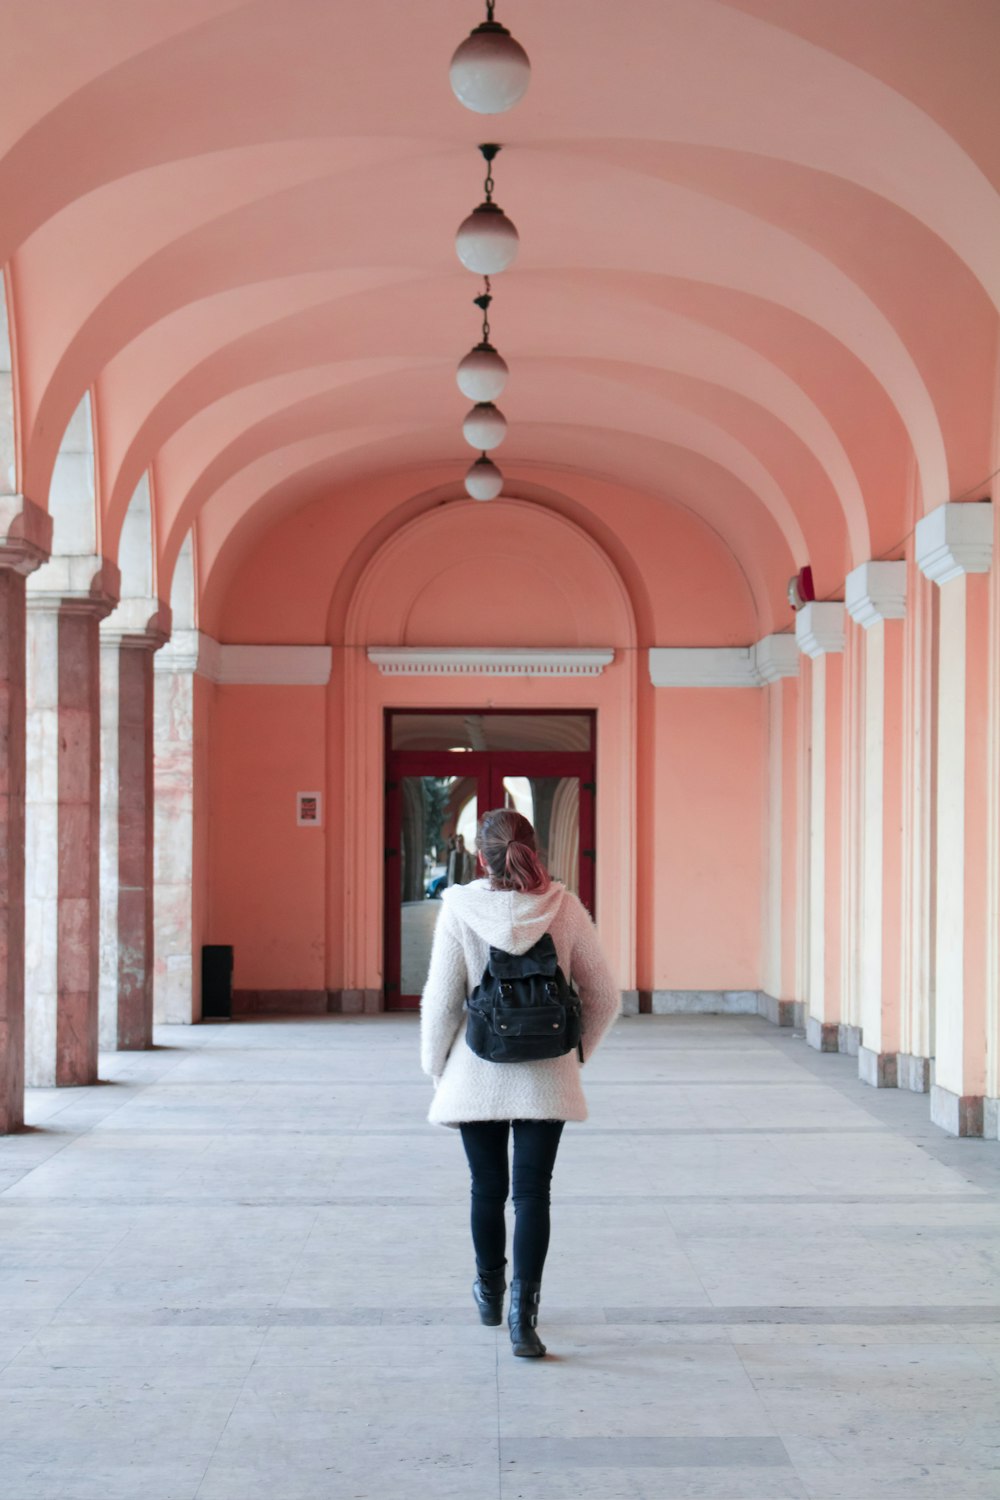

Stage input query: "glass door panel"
[
  {"left": 501, "top": 775, "right": 580, "bottom": 896},
  {"left": 398, "top": 775, "right": 478, "bottom": 999}
]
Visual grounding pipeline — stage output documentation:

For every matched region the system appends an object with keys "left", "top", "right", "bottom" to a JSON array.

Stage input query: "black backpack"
[{"left": 465, "top": 932, "right": 584, "bottom": 1064}]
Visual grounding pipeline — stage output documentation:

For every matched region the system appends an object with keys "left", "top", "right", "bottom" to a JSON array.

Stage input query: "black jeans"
[{"left": 459, "top": 1119, "right": 565, "bottom": 1284}]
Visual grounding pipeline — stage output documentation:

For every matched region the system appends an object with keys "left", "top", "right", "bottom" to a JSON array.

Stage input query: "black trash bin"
[{"left": 202, "top": 944, "right": 233, "bottom": 1020}]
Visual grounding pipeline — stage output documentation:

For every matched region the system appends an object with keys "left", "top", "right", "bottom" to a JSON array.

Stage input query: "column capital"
[
  {"left": 795, "top": 601, "right": 845, "bottom": 658},
  {"left": 845, "top": 559, "right": 907, "bottom": 628},
  {"left": 153, "top": 628, "right": 220, "bottom": 677},
  {"left": 752, "top": 634, "right": 799, "bottom": 683},
  {"left": 915, "top": 500, "right": 993, "bottom": 586},
  {"left": 0, "top": 494, "right": 52, "bottom": 576},
  {"left": 26, "top": 553, "right": 120, "bottom": 618},
  {"left": 100, "top": 597, "right": 171, "bottom": 650}
]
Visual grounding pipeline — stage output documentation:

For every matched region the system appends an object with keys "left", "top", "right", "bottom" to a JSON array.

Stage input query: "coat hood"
[{"left": 442, "top": 878, "right": 567, "bottom": 955}]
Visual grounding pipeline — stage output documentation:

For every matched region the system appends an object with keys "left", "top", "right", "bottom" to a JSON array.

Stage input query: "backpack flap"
[
  {"left": 488, "top": 933, "right": 558, "bottom": 979},
  {"left": 492, "top": 1000, "right": 567, "bottom": 1039}
]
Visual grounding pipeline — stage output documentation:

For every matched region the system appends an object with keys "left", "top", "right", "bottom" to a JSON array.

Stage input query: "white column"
[
  {"left": 845, "top": 561, "right": 907, "bottom": 1087},
  {"left": 795, "top": 601, "right": 846, "bottom": 1051},
  {"left": 916, "top": 501, "right": 993, "bottom": 1135}
]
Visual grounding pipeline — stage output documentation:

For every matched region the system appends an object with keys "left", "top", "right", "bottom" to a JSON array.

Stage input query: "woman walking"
[{"left": 420, "top": 808, "right": 620, "bottom": 1357}]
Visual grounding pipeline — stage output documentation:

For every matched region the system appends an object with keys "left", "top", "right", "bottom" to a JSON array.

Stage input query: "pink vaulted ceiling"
[{"left": 2, "top": 0, "right": 998, "bottom": 632}]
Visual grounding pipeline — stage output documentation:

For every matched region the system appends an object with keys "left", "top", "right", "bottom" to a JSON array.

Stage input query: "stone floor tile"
[{"left": 2, "top": 1013, "right": 998, "bottom": 1500}]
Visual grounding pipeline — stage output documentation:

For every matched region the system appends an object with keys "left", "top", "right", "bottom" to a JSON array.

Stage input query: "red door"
[{"left": 384, "top": 748, "right": 595, "bottom": 1009}]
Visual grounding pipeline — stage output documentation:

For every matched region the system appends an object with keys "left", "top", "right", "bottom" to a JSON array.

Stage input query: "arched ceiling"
[{"left": 3, "top": 0, "right": 998, "bottom": 635}]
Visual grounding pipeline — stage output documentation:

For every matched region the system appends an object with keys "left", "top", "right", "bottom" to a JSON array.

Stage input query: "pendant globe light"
[
  {"left": 457, "top": 284, "right": 509, "bottom": 401},
  {"left": 456, "top": 144, "right": 518, "bottom": 274},
  {"left": 465, "top": 454, "right": 504, "bottom": 501},
  {"left": 450, "top": 2, "right": 530, "bottom": 115},
  {"left": 463, "top": 401, "right": 506, "bottom": 450}
]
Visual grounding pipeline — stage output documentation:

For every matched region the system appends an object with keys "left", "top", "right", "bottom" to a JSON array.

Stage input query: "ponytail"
[{"left": 478, "top": 808, "right": 551, "bottom": 894}]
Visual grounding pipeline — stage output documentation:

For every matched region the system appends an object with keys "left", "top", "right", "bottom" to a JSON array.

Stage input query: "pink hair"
[{"left": 477, "top": 808, "right": 551, "bottom": 894}]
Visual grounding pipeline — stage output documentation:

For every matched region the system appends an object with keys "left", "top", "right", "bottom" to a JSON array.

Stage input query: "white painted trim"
[
  {"left": 795, "top": 601, "right": 845, "bottom": 658},
  {"left": 215, "top": 644, "right": 332, "bottom": 685},
  {"left": 845, "top": 560, "right": 907, "bottom": 628},
  {"left": 753, "top": 634, "right": 799, "bottom": 684},
  {"left": 648, "top": 635, "right": 798, "bottom": 688},
  {"left": 368, "top": 646, "right": 614, "bottom": 677},
  {"left": 649, "top": 647, "right": 757, "bottom": 687},
  {"left": 154, "top": 636, "right": 332, "bottom": 684},
  {"left": 915, "top": 501, "right": 993, "bottom": 585}
]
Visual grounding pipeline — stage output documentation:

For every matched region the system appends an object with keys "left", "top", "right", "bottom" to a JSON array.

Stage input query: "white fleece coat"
[{"left": 419, "top": 879, "right": 620, "bottom": 1127}]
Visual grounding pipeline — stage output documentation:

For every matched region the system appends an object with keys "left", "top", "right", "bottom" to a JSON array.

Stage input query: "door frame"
[{"left": 384, "top": 724, "right": 596, "bottom": 1009}]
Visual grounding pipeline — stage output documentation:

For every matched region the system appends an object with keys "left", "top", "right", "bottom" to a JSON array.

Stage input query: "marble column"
[
  {"left": 153, "top": 630, "right": 215, "bottom": 1024},
  {"left": 99, "top": 602, "right": 170, "bottom": 1051},
  {"left": 845, "top": 561, "right": 908, "bottom": 1087},
  {"left": 916, "top": 501, "right": 993, "bottom": 1136},
  {"left": 795, "top": 601, "right": 846, "bottom": 1053},
  {"left": 0, "top": 497, "right": 51, "bottom": 1132},
  {"left": 25, "top": 557, "right": 119, "bottom": 1087}
]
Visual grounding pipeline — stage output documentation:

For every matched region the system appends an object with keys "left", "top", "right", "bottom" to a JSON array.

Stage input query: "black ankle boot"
[
  {"left": 508, "top": 1278, "right": 546, "bottom": 1357},
  {"left": 472, "top": 1263, "right": 507, "bottom": 1325}
]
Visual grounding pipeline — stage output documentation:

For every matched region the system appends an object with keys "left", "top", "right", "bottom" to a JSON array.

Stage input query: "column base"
[
  {"left": 333, "top": 989, "right": 382, "bottom": 1015},
  {"left": 984, "top": 1098, "right": 1000, "bottom": 1141},
  {"left": 858, "top": 1045, "right": 897, "bottom": 1087},
  {"left": 757, "top": 993, "right": 802, "bottom": 1028},
  {"left": 620, "top": 989, "right": 640, "bottom": 1016},
  {"left": 838, "top": 1023, "right": 862, "bottom": 1056},
  {"left": 897, "top": 1052, "right": 932, "bottom": 1092},
  {"left": 806, "top": 1017, "right": 839, "bottom": 1052},
  {"left": 930, "top": 1083, "right": 983, "bottom": 1137}
]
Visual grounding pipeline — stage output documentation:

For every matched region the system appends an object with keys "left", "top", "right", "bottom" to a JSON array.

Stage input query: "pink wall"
[
  {"left": 650, "top": 689, "right": 766, "bottom": 990},
  {"left": 206, "top": 482, "right": 770, "bottom": 1002},
  {"left": 208, "top": 685, "right": 326, "bottom": 996}
]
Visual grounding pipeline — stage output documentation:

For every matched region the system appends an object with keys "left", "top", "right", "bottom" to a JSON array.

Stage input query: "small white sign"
[{"left": 296, "top": 791, "right": 322, "bottom": 827}]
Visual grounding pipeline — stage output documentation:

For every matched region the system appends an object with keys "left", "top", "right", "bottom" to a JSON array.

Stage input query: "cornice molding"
[
  {"left": 795, "top": 601, "right": 845, "bottom": 658},
  {"left": 845, "top": 560, "right": 907, "bottom": 628},
  {"left": 915, "top": 500, "right": 993, "bottom": 586},
  {"left": 649, "top": 636, "right": 799, "bottom": 688},
  {"left": 368, "top": 646, "right": 614, "bottom": 677}
]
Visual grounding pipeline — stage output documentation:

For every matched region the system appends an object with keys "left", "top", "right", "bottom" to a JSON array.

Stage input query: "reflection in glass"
[
  {"left": 391, "top": 712, "right": 592, "bottom": 752},
  {"left": 400, "top": 777, "right": 477, "bottom": 995},
  {"left": 502, "top": 775, "right": 579, "bottom": 895}
]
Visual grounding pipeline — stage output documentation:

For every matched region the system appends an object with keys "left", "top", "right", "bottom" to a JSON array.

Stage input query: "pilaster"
[
  {"left": 0, "top": 497, "right": 51, "bottom": 1131},
  {"left": 916, "top": 501, "right": 993, "bottom": 1135},
  {"left": 846, "top": 560, "right": 907, "bottom": 1089},
  {"left": 24, "top": 558, "right": 118, "bottom": 1086},
  {"left": 795, "top": 602, "right": 845, "bottom": 1050}
]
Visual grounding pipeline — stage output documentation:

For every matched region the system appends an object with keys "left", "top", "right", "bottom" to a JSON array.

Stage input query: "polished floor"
[{"left": 1, "top": 1013, "right": 999, "bottom": 1500}]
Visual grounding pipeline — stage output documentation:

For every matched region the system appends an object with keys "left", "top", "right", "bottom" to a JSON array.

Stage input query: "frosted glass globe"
[
  {"left": 456, "top": 342, "right": 508, "bottom": 401},
  {"left": 455, "top": 202, "right": 519, "bottom": 274},
  {"left": 450, "top": 22, "right": 530, "bottom": 115},
  {"left": 463, "top": 402, "right": 507, "bottom": 450},
  {"left": 465, "top": 455, "right": 504, "bottom": 501}
]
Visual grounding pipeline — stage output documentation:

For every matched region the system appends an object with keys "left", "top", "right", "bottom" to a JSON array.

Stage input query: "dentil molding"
[
  {"left": 915, "top": 500, "right": 993, "bottom": 585},
  {"left": 368, "top": 647, "right": 615, "bottom": 677}
]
